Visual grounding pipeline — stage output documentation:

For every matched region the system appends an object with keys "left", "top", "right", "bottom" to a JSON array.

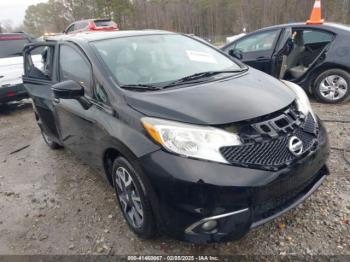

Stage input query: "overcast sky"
[{"left": 0, "top": 0, "right": 47, "bottom": 26}]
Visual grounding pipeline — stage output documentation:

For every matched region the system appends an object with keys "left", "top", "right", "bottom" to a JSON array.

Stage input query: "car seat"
[{"left": 286, "top": 32, "right": 308, "bottom": 79}]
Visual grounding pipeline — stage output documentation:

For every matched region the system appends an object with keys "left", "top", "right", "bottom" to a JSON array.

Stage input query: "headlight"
[
  {"left": 282, "top": 80, "right": 316, "bottom": 120},
  {"left": 141, "top": 117, "right": 241, "bottom": 163}
]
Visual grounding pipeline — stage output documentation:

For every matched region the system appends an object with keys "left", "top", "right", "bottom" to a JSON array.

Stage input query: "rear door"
[
  {"left": 223, "top": 29, "right": 281, "bottom": 74},
  {"left": 272, "top": 27, "right": 293, "bottom": 78},
  {"left": 23, "top": 42, "right": 61, "bottom": 142},
  {"left": 297, "top": 28, "right": 334, "bottom": 66}
]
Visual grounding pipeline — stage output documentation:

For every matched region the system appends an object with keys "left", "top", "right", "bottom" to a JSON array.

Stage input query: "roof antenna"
[{"left": 306, "top": 0, "right": 324, "bottom": 24}]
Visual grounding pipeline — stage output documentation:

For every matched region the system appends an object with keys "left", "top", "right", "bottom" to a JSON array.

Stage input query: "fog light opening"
[{"left": 201, "top": 220, "right": 218, "bottom": 232}]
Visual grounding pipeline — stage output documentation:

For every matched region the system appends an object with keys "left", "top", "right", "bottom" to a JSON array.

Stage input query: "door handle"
[{"left": 256, "top": 56, "right": 268, "bottom": 61}]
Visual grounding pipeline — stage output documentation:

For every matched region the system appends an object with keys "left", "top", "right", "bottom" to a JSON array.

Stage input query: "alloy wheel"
[
  {"left": 115, "top": 167, "right": 144, "bottom": 229},
  {"left": 319, "top": 75, "right": 348, "bottom": 101}
]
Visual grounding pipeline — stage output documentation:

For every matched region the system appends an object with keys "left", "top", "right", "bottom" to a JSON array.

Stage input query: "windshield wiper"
[
  {"left": 120, "top": 84, "right": 161, "bottom": 91},
  {"left": 162, "top": 68, "right": 248, "bottom": 88},
  {"left": 119, "top": 68, "right": 248, "bottom": 90}
]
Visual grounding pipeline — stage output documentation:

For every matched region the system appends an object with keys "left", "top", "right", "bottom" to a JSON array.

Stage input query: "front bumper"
[
  {"left": 139, "top": 120, "right": 330, "bottom": 243},
  {"left": 0, "top": 84, "right": 28, "bottom": 103}
]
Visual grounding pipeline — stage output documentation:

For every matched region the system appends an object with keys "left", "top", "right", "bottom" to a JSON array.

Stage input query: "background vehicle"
[
  {"left": 222, "top": 23, "right": 350, "bottom": 103},
  {"left": 63, "top": 19, "right": 119, "bottom": 34},
  {"left": 226, "top": 33, "right": 246, "bottom": 44},
  {"left": 0, "top": 32, "right": 38, "bottom": 104},
  {"left": 23, "top": 31, "right": 329, "bottom": 244}
]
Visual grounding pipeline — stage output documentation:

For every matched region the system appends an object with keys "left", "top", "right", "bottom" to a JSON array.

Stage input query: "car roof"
[
  {"left": 0, "top": 32, "right": 33, "bottom": 41},
  {"left": 255, "top": 22, "right": 350, "bottom": 33},
  {"left": 71, "top": 18, "right": 112, "bottom": 23},
  {"left": 46, "top": 30, "right": 175, "bottom": 43},
  {"left": 0, "top": 32, "right": 29, "bottom": 36}
]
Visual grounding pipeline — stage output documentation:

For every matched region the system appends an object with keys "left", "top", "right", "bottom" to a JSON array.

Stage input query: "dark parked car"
[
  {"left": 63, "top": 19, "right": 119, "bottom": 34},
  {"left": 0, "top": 32, "right": 37, "bottom": 104},
  {"left": 23, "top": 31, "right": 329, "bottom": 243},
  {"left": 222, "top": 23, "right": 350, "bottom": 103}
]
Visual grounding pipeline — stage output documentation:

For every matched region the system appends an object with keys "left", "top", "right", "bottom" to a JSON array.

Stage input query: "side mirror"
[
  {"left": 229, "top": 49, "right": 243, "bottom": 60},
  {"left": 52, "top": 80, "right": 84, "bottom": 99}
]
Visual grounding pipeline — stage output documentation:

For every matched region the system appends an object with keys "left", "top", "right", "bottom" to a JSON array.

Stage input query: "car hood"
[{"left": 125, "top": 69, "right": 296, "bottom": 125}]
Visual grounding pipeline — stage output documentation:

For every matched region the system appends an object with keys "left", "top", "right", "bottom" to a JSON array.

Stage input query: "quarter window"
[
  {"left": 59, "top": 45, "right": 93, "bottom": 96},
  {"left": 302, "top": 30, "right": 333, "bottom": 44},
  {"left": 95, "top": 83, "right": 109, "bottom": 105}
]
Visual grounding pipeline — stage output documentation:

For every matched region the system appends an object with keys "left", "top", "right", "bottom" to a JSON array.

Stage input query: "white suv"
[{"left": 0, "top": 33, "right": 40, "bottom": 104}]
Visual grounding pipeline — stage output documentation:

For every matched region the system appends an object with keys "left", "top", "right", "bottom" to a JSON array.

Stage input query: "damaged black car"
[
  {"left": 222, "top": 23, "right": 350, "bottom": 104},
  {"left": 23, "top": 31, "right": 329, "bottom": 243}
]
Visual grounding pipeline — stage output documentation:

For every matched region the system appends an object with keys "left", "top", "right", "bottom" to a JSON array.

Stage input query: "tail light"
[
  {"left": 88, "top": 20, "right": 119, "bottom": 31},
  {"left": 0, "top": 35, "right": 24, "bottom": 41}
]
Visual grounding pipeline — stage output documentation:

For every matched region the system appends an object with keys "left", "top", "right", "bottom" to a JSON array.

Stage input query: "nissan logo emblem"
[{"left": 289, "top": 136, "right": 303, "bottom": 156}]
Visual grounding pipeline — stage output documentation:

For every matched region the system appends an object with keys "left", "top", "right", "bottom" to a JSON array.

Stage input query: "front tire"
[
  {"left": 112, "top": 157, "right": 156, "bottom": 239},
  {"left": 41, "top": 129, "right": 60, "bottom": 150},
  {"left": 313, "top": 69, "right": 350, "bottom": 103}
]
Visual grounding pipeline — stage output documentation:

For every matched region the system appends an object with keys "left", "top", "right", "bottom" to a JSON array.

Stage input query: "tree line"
[{"left": 4, "top": 0, "right": 350, "bottom": 41}]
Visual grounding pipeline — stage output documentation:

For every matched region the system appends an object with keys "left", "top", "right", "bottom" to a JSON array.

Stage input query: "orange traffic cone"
[{"left": 306, "top": 0, "right": 324, "bottom": 24}]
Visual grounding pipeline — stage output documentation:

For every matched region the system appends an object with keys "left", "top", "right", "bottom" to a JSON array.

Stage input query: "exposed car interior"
[
  {"left": 224, "top": 27, "right": 335, "bottom": 82},
  {"left": 93, "top": 34, "right": 239, "bottom": 86},
  {"left": 25, "top": 46, "right": 52, "bottom": 80},
  {"left": 280, "top": 29, "right": 334, "bottom": 80}
]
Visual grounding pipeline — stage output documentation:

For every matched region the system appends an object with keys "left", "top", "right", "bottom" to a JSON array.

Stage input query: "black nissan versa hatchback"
[{"left": 23, "top": 31, "right": 330, "bottom": 244}]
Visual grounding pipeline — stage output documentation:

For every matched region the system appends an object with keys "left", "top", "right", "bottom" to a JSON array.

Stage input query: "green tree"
[{"left": 22, "top": 0, "right": 350, "bottom": 39}]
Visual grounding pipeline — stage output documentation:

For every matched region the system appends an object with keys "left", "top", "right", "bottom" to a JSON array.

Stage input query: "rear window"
[
  {"left": 0, "top": 36, "right": 29, "bottom": 58},
  {"left": 94, "top": 20, "right": 114, "bottom": 27}
]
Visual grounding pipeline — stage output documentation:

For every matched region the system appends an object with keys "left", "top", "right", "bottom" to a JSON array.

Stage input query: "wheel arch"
[
  {"left": 102, "top": 140, "right": 163, "bottom": 233},
  {"left": 102, "top": 139, "right": 139, "bottom": 186},
  {"left": 308, "top": 63, "right": 350, "bottom": 94}
]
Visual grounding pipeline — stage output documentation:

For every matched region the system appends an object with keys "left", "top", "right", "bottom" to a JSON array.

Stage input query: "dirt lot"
[{"left": 0, "top": 99, "right": 349, "bottom": 256}]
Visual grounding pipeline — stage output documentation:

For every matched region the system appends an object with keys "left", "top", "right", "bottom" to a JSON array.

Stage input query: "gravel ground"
[{"left": 0, "top": 99, "right": 349, "bottom": 256}]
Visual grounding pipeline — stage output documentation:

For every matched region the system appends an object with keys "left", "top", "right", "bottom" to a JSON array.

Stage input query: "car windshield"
[
  {"left": 0, "top": 37, "right": 29, "bottom": 58},
  {"left": 91, "top": 34, "right": 241, "bottom": 87}
]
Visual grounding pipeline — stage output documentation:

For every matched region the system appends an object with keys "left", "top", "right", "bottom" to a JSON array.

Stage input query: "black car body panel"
[
  {"left": 126, "top": 68, "right": 296, "bottom": 125},
  {"left": 222, "top": 23, "right": 350, "bottom": 93},
  {"left": 140, "top": 123, "right": 329, "bottom": 242},
  {"left": 23, "top": 31, "right": 329, "bottom": 243}
]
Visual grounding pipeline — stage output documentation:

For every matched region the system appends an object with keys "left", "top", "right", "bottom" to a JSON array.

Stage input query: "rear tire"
[
  {"left": 313, "top": 69, "right": 350, "bottom": 103},
  {"left": 112, "top": 157, "right": 156, "bottom": 239}
]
